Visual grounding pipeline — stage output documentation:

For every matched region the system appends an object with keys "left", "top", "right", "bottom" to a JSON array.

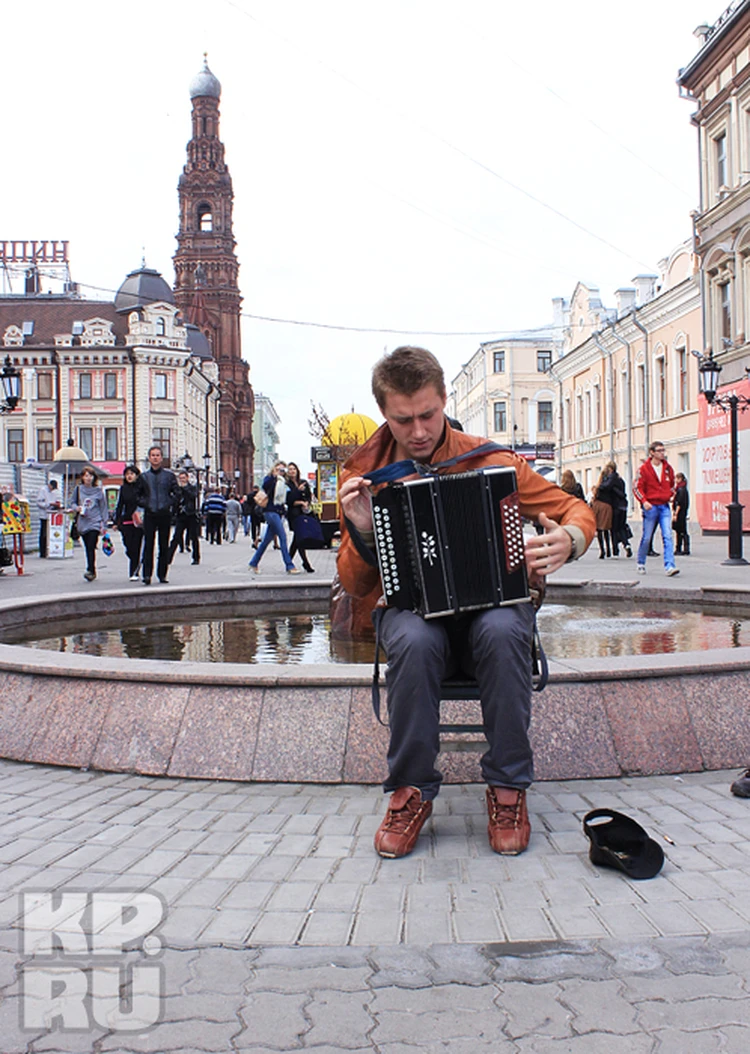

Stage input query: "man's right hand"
[{"left": 339, "top": 475, "right": 373, "bottom": 533}]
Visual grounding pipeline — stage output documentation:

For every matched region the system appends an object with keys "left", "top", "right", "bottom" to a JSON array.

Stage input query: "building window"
[
  {"left": 715, "top": 132, "right": 728, "bottom": 188},
  {"left": 656, "top": 356, "right": 666, "bottom": 418},
  {"left": 37, "top": 429, "right": 54, "bottom": 462},
  {"left": 152, "top": 428, "right": 171, "bottom": 465},
  {"left": 154, "top": 373, "right": 167, "bottom": 399},
  {"left": 198, "top": 204, "right": 213, "bottom": 231},
  {"left": 7, "top": 429, "right": 24, "bottom": 463},
  {"left": 37, "top": 372, "right": 53, "bottom": 400},
  {"left": 493, "top": 350, "right": 505, "bottom": 373},
  {"left": 720, "top": 281, "right": 732, "bottom": 344},
  {"left": 79, "top": 428, "right": 93, "bottom": 459},
  {"left": 537, "top": 350, "right": 552, "bottom": 373},
  {"left": 104, "top": 373, "right": 117, "bottom": 398},
  {"left": 538, "top": 401, "right": 553, "bottom": 432},
  {"left": 636, "top": 364, "right": 646, "bottom": 422},
  {"left": 576, "top": 394, "right": 583, "bottom": 438},
  {"left": 493, "top": 401, "right": 507, "bottom": 432},
  {"left": 592, "top": 387, "right": 601, "bottom": 434},
  {"left": 156, "top": 317, "right": 166, "bottom": 337},
  {"left": 104, "top": 428, "right": 118, "bottom": 460},
  {"left": 79, "top": 373, "right": 92, "bottom": 399},
  {"left": 611, "top": 367, "right": 617, "bottom": 429},
  {"left": 678, "top": 347, "right": 688, "bottom": 412}
]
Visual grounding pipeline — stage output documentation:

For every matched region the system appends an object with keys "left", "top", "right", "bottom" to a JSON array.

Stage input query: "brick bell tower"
[{"left": 173, "top": 56, "right": 255, "bottom": 490}]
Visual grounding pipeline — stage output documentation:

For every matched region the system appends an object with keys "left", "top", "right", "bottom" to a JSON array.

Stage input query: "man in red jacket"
[{"left": 633, "top": 440, "right": 679, "bottom": 576}]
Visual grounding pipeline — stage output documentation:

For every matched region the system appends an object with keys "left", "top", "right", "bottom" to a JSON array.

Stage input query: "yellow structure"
[{"left": 316, "top": 412, "right": 378, "bottom": 520}]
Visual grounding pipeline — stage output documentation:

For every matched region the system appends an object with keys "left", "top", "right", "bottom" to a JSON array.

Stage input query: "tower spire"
[{"left": 173, "top": 60, "right": 255, "bottom": 489}]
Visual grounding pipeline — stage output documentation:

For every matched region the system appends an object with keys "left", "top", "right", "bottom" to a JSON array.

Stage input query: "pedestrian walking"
[
  {"left": 673, "top": 472, "right": 690, "bottom": 555},
  {"left": 36, "top": 479, "right": 62, "bottom": 558},
  {"left": 114, "top": 465, "right": 144, "bottom": 580},
  {"left": 285, "top": 461, "right": 316, "bottom": 573},
  {"left": 168, "top": 471, "right": 201, "bottom": 565},
  {"left": 71, "top": 466, "right": 109, "bottom": 582},
  {"left": 202, "top": 489, "right": 227, "bottom": 545},
  {"left": 136, "top": 446, "right": 180, "bottom": 585},
  {"left": 225, "top": 493, "right": 242, "bottom": 543},
  {"left": 633, "top": 440, "right": 679, "bottom": 576},
  {"left": 248, "top": 461, "right": 300, "bottom": 575}
]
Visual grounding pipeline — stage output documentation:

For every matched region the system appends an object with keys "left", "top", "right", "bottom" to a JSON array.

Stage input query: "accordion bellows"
[{"left": 371, "top": 467, "right": 529, "bottom": 618}]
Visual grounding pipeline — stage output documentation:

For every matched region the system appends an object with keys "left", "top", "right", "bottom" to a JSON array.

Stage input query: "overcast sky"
[{"left": 5, "top": 0, "right": 718, "bottom": 474}]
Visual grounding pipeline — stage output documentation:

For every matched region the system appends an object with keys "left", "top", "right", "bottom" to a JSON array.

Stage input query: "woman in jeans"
[
  {"left": 248, "top": 461, "right": 300, "bottom": 575},
  {"left": 71, "top": 466, "right": 109, "bottom": 581}
]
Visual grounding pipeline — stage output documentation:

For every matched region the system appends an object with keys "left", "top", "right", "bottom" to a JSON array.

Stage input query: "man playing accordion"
[{"left": 338, "top": 346, "right": 596, "bottom": 859}]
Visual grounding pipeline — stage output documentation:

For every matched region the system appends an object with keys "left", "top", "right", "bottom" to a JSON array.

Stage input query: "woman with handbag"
[
  {"left": 285, "top": 461, "right": 319, "bottom": 573},
  {"left": 248, "top": 462, "right": 300, "bottom": 575},
  {"left": 72, "top": 466, "right": 109, "bottom": 581},
  {"left": 591, "top": 468, "right": 614, "bottom": 560}
]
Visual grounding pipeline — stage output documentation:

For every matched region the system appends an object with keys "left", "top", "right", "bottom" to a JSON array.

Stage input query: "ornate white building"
[{"left": 0, "top": 263, "right": 221, "bottom": 478}]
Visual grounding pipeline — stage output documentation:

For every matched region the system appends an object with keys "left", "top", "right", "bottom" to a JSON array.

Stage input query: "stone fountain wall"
[{"left": 0, "top": 583, "right": 748, "bottom": 783}]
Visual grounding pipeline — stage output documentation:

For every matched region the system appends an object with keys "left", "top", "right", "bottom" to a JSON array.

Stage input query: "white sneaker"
[
  {"left": 249, "top": 565, "right": 260, "bottom": 575},
  {"left": 666, "top": 567, "right": 680, "bottom": 577},
  {"left": 637, "top": 565, "right": 646, "bottom": 574},
  {"left": 129, "top": 574, "right": 140, "bottom": 581}
]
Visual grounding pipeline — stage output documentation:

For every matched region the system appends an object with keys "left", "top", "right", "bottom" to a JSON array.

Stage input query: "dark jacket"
[
  {"left": 596, "top": 471, "right": 627, "bottom": 511},
  {"left": 286, "top": 481, "right": 312, "bottom": 523},
  {"left": 137, "top": 467, "right": 180, "bottom": 515},
  {"left": 114, "top": 480, "right": 142, "bottom": 526},
  {"left": 175, "top": 482, "right": 199, "bottom": 518}
]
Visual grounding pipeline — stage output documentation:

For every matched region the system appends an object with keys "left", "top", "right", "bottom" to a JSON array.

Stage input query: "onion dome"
[{"left": 189, "top": 57, "right": 221, "bottom": 100}]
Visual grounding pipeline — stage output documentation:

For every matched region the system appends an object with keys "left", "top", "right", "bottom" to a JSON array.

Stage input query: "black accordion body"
[{"left": 371, "top": 466, "right": 529, "bottom": 619}]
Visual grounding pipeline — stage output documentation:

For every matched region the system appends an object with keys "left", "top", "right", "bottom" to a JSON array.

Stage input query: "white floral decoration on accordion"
[{"left": 420, "top": 531, "right": 438, "bottom": 566}]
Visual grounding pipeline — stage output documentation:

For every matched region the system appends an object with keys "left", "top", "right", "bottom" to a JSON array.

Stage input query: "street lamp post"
[
  {"left": 697, "top": 350, "right": 750, "bottom": 566},
  {"left": 234, "top": 467, "right": 241, "bottom": 493},
  {"left": 0, "top": 356, "right": 21, "bottom": 414}
]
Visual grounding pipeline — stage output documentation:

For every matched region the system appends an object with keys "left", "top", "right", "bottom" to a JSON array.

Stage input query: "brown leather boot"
[
  {"left": 486, "top": 787, "right": 530, "bottom": 855},
  {"left": 374, "top": 786, "right": 433, "bottom": 858}
]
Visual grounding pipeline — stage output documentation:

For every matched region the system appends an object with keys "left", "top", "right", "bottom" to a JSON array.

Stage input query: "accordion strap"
[{"left": 365, "top": 442, "right": 512, "bottom": 487}]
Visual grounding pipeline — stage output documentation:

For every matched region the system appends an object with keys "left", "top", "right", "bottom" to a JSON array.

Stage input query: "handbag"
[
  {"left": 70, "top": 486, "right": 81, "bottom": 540},
  {"left": 292, "top": 512, "right": 326, "bottom": 549},
  {"left": 0, "top": 537, "right": 12, "bottom": 567},
  {"left": 253, "top": 489, "right": 269, "bottom": 509}
]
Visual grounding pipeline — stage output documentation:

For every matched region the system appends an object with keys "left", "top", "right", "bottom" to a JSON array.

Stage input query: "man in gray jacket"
[{"left": 136, "top": 446, "right": 179, "bottom": 584}]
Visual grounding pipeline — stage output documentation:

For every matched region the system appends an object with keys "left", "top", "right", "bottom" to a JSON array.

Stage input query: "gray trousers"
[{"left": 379, "top": 603, "right": 535, "bottom": 800}]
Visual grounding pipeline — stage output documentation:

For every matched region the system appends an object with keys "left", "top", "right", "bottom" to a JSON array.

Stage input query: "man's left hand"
[{"left": 524, "top": 513, "right": 572, "bottom": 585}]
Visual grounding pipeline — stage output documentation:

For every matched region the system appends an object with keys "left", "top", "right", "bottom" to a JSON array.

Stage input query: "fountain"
[{"left": 0, "top": 578, "right": 748, "bottom": 783}]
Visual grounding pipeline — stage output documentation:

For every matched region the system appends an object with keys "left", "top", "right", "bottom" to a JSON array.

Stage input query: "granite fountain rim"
[{"left": 0, "top": 577, "right": 748, "bottom": 689}]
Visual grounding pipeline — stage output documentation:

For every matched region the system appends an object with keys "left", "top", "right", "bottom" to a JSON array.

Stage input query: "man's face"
[
  {"left": 650, "top": 444, "right": 666, "bottom": 464},
  {"left": 149, "top": 449, "right": 163, "bottom": 469},
  {"left": 178, "top": 473, "right": 189, "bottom": 487},
  {"left": 381, "top": 384, "right": 447, "bottom": 463}
]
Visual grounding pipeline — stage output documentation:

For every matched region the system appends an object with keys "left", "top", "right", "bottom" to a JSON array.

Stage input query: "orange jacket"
[{"left": 337, "top": 420, "right": 596, "bottom": 600}]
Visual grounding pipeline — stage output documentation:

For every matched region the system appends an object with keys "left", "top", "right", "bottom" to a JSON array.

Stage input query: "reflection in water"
[{"left": 18, "top": 604, "right": 750, "bottom": 665}]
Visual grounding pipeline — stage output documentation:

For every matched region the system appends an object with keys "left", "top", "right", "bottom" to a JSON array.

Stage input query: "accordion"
[{"left": 371, "top": 466, "right": 529, "bottom": 618}]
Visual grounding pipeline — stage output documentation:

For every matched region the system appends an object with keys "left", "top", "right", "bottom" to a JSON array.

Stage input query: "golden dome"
[{"left": 323, "top": 412, "right": 378, "bottom": 447}]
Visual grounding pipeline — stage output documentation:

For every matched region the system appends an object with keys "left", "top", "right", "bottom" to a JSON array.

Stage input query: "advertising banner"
[
  {"left": 695, "top": 377, "right": 750, "bottom": 532},
  {"left": 48, "top": 511, "right": 69, "bottom": 559}
]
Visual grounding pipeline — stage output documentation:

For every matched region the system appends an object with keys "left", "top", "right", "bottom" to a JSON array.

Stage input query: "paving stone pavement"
[{"left": 0, "top": 760, "right": 749, "bottom": 1051}]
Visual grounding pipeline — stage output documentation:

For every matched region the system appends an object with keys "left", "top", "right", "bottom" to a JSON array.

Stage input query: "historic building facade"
[
  {"left": 448, "top": 306, "right": 564, "bottom": 475},
  {"left": 678, "top": 0, "right": 750, "bottom": 530},
  {"left": 173, "top": 59, "right": 255, "bottom": 493},
  {"left": 0, "top": 264, "right": 220, "bottom": 476}
]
